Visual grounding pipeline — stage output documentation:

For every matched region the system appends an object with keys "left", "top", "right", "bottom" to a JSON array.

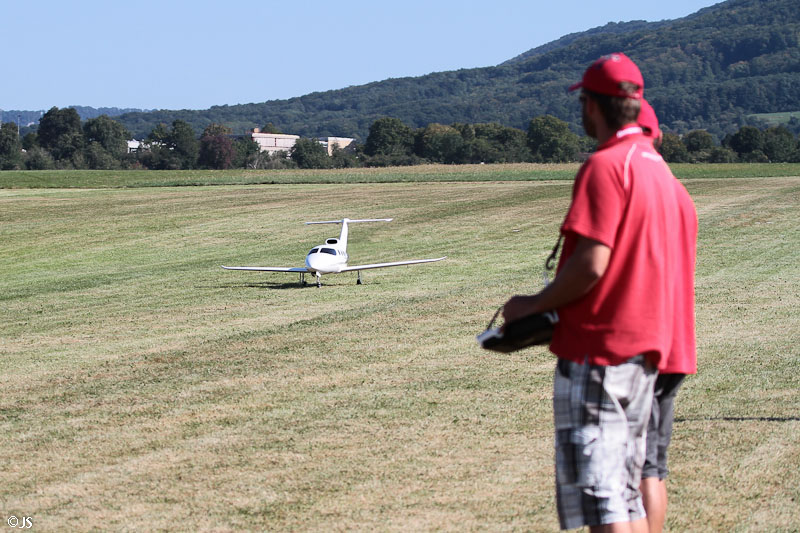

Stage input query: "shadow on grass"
[
  {"left": 208, "top": 280, "right": 373, "bottom": 290},
  {"left": 207, "top": 282, "right": 310, "bottom": 290},
  {"left": 676, "top": 416, "right": 800, "bottom": 423}
]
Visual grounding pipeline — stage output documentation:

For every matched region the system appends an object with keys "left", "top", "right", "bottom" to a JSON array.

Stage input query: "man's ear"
[{"left": 584, "top": 95, "right": 598, "bottom": 114}]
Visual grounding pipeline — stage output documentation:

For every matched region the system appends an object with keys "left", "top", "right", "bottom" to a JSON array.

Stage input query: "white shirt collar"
[{"left": 616, "top": 126, "right": 643, "bottom": 139}]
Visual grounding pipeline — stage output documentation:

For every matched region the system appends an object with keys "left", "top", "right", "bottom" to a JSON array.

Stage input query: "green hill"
[{"left": 117, "top": 0, "right": 800, "bottom": 141}]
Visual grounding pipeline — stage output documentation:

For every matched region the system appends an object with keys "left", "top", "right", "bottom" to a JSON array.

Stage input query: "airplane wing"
[
  {"left": 221, "top": 266, "right": 309, "bottom": 272},
  {"left": 339, "top": 257, "right": 446, "bottom": 272}
]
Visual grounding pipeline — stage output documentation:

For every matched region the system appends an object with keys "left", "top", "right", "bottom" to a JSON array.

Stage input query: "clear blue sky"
[{"left": 3, "top": 0, "right": 722, "bottom": 111}]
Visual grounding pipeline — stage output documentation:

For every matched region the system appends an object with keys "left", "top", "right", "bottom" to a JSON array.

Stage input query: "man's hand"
[{"left": 502, "top": 294, "right": 545, "bottom": 324}]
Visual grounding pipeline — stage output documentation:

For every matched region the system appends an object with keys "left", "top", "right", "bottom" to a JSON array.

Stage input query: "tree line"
[
  {"left": 359, "top": 117, "right": 800, "bottom": 166},
  {"left": 2, "top": 106, "right": 800, "bottom": 171}
]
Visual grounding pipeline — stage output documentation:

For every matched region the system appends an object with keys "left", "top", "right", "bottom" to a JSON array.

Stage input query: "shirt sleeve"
[{"left": 561, "top": 158, "right": 625, "bottom": 249}]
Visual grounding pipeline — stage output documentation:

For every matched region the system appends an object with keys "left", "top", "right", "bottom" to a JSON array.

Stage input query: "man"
[
  {"left": 502, "top": 53, "right": 696, "bottom": 532},
  {"left": 637, "top": 99, "right": 698, "bottom": 533},
  {"left": 638, "top": 99, "right": 663, "bottom": 149}
]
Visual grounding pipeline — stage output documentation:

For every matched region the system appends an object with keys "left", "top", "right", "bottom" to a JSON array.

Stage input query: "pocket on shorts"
[
  {"left": 558, "top": 425, "right": 627, "bottom": 497},
  {"left": 557, "top": 358, "right": 571, "bottom": 378},
  {"left": 557, "top": 426, "right": 601, "bottom": 487}
]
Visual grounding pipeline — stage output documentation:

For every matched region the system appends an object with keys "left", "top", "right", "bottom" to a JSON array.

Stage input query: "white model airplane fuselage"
[{"left": 222, "top": 218, "right": 446, "bottom": 287}]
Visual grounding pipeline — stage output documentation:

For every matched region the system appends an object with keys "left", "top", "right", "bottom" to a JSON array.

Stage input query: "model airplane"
[{"left": 222, "top": 218, "right": 446, "bottom": 287}]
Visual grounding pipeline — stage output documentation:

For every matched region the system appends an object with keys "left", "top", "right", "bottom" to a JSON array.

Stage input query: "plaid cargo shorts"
[
  {"left": 643, "top": 373, "right": 686, "bottom": 480},
  {"left": 553, "top": 355, "right": 657, "bottom": 530}
]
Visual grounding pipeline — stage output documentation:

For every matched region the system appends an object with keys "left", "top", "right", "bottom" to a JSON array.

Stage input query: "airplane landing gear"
[{"left": 357, "top": 271, "right": 363, "bottom": 285}]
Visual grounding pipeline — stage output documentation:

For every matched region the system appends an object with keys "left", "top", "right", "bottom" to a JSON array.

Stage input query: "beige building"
[
  {"left": 318, "top": 136, "right": 356, "bottom": 156},
  {"left": 246, "top": 129, "right": 356, "bottom": 156},
  {"left": 249, "top": 129, "right": 300, "bottom": 155}
]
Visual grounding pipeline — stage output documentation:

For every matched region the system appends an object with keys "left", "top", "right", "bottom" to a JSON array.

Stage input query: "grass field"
[
  {"left": 1, "top": 166, "right": 798, "bottom": 531},
  {"left": 3, "top": 162, "right": 800, "bottom": 188},
  {"left": 749, "top": 111, "right": 800, "bottom": 126}
]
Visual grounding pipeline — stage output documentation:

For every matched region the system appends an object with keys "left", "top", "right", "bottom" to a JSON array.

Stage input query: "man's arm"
[{"left": 502, "top": 235, "right": 611, "bottom": 323}]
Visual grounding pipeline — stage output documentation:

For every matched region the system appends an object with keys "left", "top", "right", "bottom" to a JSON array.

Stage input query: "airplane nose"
[{"left": 306, "top": 254, "right": 325, "bottom": 273}]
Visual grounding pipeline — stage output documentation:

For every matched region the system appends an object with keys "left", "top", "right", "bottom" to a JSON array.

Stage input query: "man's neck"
[{"left": 592, "top": 119, "right": 614, "bottom": 145}]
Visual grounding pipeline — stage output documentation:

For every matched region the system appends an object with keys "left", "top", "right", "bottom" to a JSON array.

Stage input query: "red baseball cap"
[
  {"left": 638, "top": 99, "right": 661, "bottom": 138},
  {"left": 569, "top": 53, "right": 644, "bottom": 99}
]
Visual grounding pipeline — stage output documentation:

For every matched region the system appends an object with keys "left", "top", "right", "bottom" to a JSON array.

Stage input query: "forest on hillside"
[{"left": 108, "top": 0, "right": 799, "bottom": 142}]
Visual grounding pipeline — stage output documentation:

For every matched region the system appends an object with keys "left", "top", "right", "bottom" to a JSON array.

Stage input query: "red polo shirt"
[
  {"left": 663, "top": 179, "right": 698, "bottom": 373},
  {"left": 550, "top": 126, "right": 697, "bottom": 371}
]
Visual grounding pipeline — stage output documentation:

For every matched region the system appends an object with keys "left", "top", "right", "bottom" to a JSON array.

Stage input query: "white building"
[{"left": 127, "top": 140, "right": 142, "bottom": 153}]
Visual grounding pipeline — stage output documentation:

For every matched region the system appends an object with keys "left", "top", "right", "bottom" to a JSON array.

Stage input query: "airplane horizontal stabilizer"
[{"left": 305, "top": 218, "right": 393, "bottom": 225}]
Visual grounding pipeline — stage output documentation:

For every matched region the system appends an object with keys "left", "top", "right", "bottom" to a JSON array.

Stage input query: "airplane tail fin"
[{"left": 305, "top": 218, "right": 393, "bottom": 250}]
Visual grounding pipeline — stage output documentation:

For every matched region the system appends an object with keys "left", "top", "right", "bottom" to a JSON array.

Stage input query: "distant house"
[
  {"left": 249, "top": 129, "right": 300, "bottom": 155},
  {"left": 127, "top": 140, "right": 142, "bottom": 153},
  {"left": 318, "top": 136, "right": 356, "bottom": 156},
  {"left": 245, "top": 129, "right": 355, "bottom": 156}
]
